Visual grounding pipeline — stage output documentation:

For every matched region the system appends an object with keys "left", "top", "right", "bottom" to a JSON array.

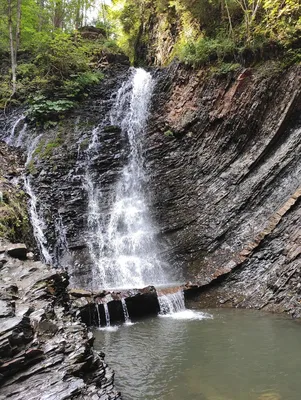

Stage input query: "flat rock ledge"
[
  {"left": 0, "top": 242, "right": 121, "bottom": 400},
  {"left": 69, "top": 286, "right": 160, "bottom": 326},
  {"left": 69, "top": 285, "right": 193, "bottom": 327}
]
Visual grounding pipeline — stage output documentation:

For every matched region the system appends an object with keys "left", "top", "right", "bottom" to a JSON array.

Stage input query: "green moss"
[
  {"left": 164, "top": 130, "right": 174, "bottom": 137},
  {"left": 32, "top": 138, "right": 46, "bottom": 159},
  {"left": 0, "top": 190, "right": 30, "bottom": 243},
  {"left": 42, "top": 135, "right": 64, "bottom": 158},
  {"left": 26, "top": 159, "right": 37, "bottom": 175},
  {"left": 30, "top": 133, "right": 65, "bottom": 162}
]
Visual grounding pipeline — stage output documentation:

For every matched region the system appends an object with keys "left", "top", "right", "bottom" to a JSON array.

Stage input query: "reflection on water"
[{"left": 94, "top": 309, "right": 301, "bottom": 400}]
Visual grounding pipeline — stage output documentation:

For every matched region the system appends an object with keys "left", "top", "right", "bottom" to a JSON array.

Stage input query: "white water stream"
[
  {"left": 6, "top": 114, "right": 26, "bottom": 145},
  {"left": 83, "top": 68, "right": 198, "bottom": 326},
  {"left": 2, "top": 116, "right": 53, "bottom": 264},
  {"left": 23, "top": 176, "right": 52, "bottom": 264},
  {"left": 86, "top": 68, "right": 168, "bottom": 291}
]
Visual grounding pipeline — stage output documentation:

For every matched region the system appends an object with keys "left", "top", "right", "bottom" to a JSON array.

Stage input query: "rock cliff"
[
  {"left": 1, "top": 60, "right": 300, "bottom": 318},
  {"left": 0, "top": 243, "right": 121, "bottom": 399},
  {"left": 148, "top": 61, "right": 301, "bottom": 316}
]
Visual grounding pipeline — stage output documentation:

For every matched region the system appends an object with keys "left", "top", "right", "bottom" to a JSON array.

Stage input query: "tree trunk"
[
  {"left": 16, "top": 0, "right": 21, "bottom": 57},
  {"left": 54, "top": 0, "right": 64, "bottom": 29},
  {"left": 7, "top": 0, "right": 17, "bottom": 95},
  {"left": 224, "top": 0, "right": 234, "bottom": 38},
  {"left": 39, "top": 0, "right": 45, "bottom": 31}
]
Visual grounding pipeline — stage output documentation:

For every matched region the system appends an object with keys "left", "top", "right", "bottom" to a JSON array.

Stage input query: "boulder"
[{"left": 5, "top": 244, "right": 27, "bottom": 260}]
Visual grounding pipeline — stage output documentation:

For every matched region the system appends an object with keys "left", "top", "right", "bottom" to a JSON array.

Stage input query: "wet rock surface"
[
  {"left": 0, "top": 243, "right": 121, "bottom": 399},
  {"left": 1, "top": 60, "right": 301, "bottom": 318},
  {"left": 70, "top": 286, "right": 161, "bottom": 326},
  {"left": 147, "top": 62, "right": 301, "bottom": 316}
]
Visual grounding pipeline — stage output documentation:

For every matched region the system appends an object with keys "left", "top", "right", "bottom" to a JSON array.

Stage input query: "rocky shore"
[{"left": 0, "top": 242, "right": 121, "bottom": 400}]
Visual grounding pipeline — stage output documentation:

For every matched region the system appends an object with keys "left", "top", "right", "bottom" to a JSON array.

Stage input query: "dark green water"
[{"left": 94, "top": 308, "right": 301, "bottom": 400}]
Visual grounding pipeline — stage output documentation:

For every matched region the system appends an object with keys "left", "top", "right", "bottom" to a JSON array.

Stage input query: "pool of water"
[{"left": 94, "top": 308, "right": 301, "bottom": 400}]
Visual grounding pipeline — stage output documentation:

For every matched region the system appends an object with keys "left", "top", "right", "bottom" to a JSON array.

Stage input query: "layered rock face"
[
  {"left": 2, "top": 60, "right": 300, "bottom": 317},
  {"left": 0, "top": 243, "right": 121, "bottom": 399},
  {"left": 147, "top": 61, "right": 301, "bottom": 316}
]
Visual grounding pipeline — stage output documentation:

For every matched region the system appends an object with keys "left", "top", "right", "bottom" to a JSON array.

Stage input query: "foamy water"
[{"left": 160, "top": 309, "right": 213, "bottom": 320}]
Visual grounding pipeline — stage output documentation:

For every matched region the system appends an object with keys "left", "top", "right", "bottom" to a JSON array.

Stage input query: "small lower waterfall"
[
  {"left": 158, "top": 289, "right": 186, "bottom": 315},
  {"left": 104, "top": 304, "right": 111, "bottom": 327},
  {"left": 121, "top": 298, "right": 131, "bottom": 324}
]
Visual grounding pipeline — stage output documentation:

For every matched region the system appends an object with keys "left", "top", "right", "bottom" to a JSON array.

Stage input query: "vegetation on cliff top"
[
  {"left": 0, "top": 0, "right": 120, "bottom": 113},
  {"left": 0, "top": 0, "right": 300, "bottom": 112},
  {"left": 110, "top": 0, "right": 300, "bottom": 66}
]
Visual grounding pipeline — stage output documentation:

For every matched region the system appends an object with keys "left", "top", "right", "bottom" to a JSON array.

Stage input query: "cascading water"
[
  {"left": 104, "top": 304, "right": 111, "bottom": 327},
  {"left": 23, "top": 133, "right": 52, "bottom": 264},
  {"left": 86, "top": 68, "right": 168, "bottom": 290},
  {"left": 157, "top": 287, "right": 210, "bottom": 320},
  {"left": 2, "top": 114, "right": 53, "bottom": 264},
  {"left": 23, "top": 176, "right": 52, "bottom": 264},
  {"left": 121, "top": 298, "right": 131, "bottom": 324},
  {"left": 96, "top": 304, "right": 102, "bottom": 328},
  {"left": 2, "top": 72, "right": 191, "bottom": 326},
  {"left": 158, "top": 290, "right": 186, "bottom": 315},
  {"left": 6, "top": 114, "right": 26, "bottom": 145}
]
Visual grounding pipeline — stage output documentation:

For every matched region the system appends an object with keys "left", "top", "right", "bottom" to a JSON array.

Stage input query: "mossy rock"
[{"left": 0, "top": 187, "right": 31, "bottom": 244}]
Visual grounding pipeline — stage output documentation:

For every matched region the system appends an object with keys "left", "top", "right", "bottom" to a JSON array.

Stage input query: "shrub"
[
  {"left": 28, "top": 96, "right": 75, "bottom": 122},
  {"left": 179, "top": 36, "right": 236, "bottom": 67}
]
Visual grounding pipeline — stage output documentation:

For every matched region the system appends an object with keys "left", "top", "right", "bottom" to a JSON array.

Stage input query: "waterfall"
[
  {"left": 23, "top": 176, "right": 52, "bottom": 264},
  {"left": 158, "top": 290, "right": 186, "bottom": 315},
  {"left": 86, "top": 68, "right": 167, "bottom": 290},
  {"left": 2, "top": 114, "right": 53, "bottom": 265},
  {"left": 158, "top": 288, "right": 212, "bottom": 320},
  {"left": 96, "top": 304, "right": 101, "bottom": 328},
  {"left": 104, "top": 303, "right": 111, "bottom": 327},
  {"left": 121, "top": 298, "right": 131, "bottom": 324},
  {"left": 6, "top": 114, "right": 26, "bottom": 145}
]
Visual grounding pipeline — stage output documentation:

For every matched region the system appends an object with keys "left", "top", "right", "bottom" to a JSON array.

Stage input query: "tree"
[
  {"left": 7, "top": 0, "right": 22, "bottom": 95},
  {"left": 233, "top": 0, "right": 262, "bottom": 43}
]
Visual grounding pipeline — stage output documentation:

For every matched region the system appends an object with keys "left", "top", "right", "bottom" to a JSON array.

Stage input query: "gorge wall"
[
  {"left": 148, "top": 61, "right": 301, "bottom": 316},
  {"left": 1, "top": 59, "right": 300, "bottom": 317}
]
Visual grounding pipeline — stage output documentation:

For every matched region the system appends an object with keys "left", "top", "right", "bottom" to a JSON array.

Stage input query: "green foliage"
[
  {"left": 0, "top": 0, "right": 122, "bottom": 110},
  {"left": 35, "top": 32, "right": 89, "bottom": 77},
  {"left": 0, "top": 188, "right": 30, "bottom": 243},
  {"left": 108, "top": 0, "right": 150, "bottom": 63},
  {"left": 28, "top": 96, "right": 76, "bottom": 122},
  {"left": 179, "top": 36, "right": 236, "bottom": 67},
  {"left": 210, "top": 62, "right": 241, "bottom": 76},
  {"left": 110, "top": 0, "right": 300, "bottom": 67}
]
